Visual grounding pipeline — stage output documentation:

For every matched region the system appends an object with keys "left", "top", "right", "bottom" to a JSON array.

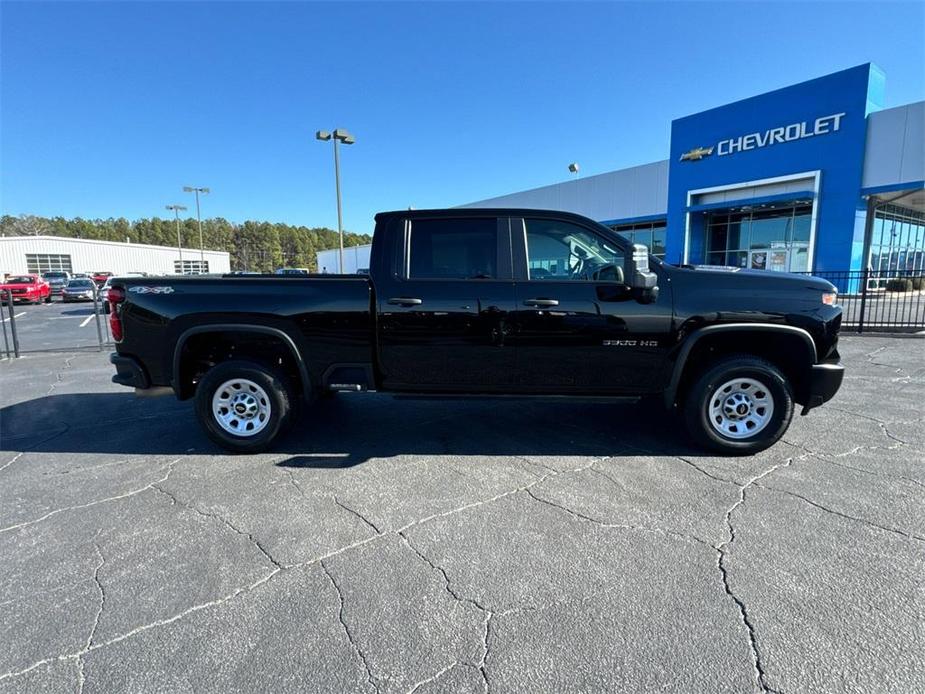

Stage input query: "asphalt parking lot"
[{"left": 0, "top": 336, "right": 922, "bottom": 693}]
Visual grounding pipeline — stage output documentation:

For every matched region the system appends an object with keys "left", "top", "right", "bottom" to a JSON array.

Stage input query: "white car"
[{"left": 99, "top": 277, "right": 113, "bottom": 312}]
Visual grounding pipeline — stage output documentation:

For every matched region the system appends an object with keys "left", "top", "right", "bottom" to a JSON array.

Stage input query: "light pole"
[
  {"left": 316, "top": 128, "right": 355, "bottom": 273},
  {"left": 166, "top": 204, "right": 188, "bottom": 273},
  {"left": 183, "top": 186, "right": 210, "bottom": 270},
  {"left": 568, "top": 162, "right": 580, "bottom": 179}
]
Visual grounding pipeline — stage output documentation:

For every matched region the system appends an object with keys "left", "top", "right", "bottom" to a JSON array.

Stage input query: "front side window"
[
  {"left": 525, "top": 219, "right": 624, "bottom": 281},
  {"left": 408, "top": 218, "right": 497, "bottom": 279}
]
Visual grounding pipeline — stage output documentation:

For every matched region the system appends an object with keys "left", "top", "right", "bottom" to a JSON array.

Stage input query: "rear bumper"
[
  {"left": 801, "top": 362, "right": 844, "bottom": 414},
  {"left": 110, "top": 353, "right": 150, "bottom": 389}
]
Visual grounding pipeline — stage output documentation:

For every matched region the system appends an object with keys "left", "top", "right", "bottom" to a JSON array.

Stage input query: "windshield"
[
  {"left": 5, "top": 276, "right": 35, "bottom": 284},
  {"left": 44, "top": 272, "right": 68, "bottom": 279},
  {"left": 67, "top": 279, "right": 94, "bottom": 288}
]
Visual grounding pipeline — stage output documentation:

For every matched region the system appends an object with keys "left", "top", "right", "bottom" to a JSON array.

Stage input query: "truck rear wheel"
[
  {"left": 195, "top": 360, "right": 295, "bottom": 454},
  {"left": 684, "top": 355, "right": 793, "bottom": 455}
]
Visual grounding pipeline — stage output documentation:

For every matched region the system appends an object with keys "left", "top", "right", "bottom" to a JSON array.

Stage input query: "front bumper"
[
  {"left": 801, "top": 362, "right": 845, "bottom": 414},
  {"left": 110, "top": 353, "right": 150, "bottom": 389}
]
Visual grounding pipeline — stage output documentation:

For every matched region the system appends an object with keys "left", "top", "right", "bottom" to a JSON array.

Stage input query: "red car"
[
  {"left": 92, "top": 271, "right": 113, "bottom": 286},
  {"left": 0, "top": 274, "right": 52, "bottom": 304}
]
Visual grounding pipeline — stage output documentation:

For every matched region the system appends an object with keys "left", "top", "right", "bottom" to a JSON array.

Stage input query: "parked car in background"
[
  {"left": 61, "top": 278, "right": 97, "bottom": 302},
  {"left": 0, "top": 274, "right": 52, "bottom": 304},
  {"left": 99, "top": 277, "right": 114, "bottom": 312},
  {"left": 71, "top": 272, "right": 91, "bottom": 279},
  {"left": 274, "top": 268, "right": 310, "bottom": 275},
  {"left": 42, "top": 271, "right": 71, "bottom": 297},
  {"left": 92, "top": 271, "right": 114, "bottom": 286}
]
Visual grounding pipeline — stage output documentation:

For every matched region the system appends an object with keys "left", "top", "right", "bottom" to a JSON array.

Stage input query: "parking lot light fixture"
[
  {"left": 166, "top": 204, "right": 188, "bottom": 271},
  {"left": 316, "top": 128, "right": 355, "bottom": 273},
  {"left": 183, "top": 186, "right": 210, "bottom": 270}
]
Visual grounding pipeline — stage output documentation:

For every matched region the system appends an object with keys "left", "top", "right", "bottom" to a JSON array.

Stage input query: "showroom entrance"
[{"left": 703, "top": 202, "right": 813, "bottom": 273}]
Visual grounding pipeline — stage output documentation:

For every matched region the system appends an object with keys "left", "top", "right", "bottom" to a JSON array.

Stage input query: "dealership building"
[
  {"left": 463, "top": 64, "right": 924, "bottom": 278},
  {"left": 0, "top": 235, "right": 231, "bottom": 277}
]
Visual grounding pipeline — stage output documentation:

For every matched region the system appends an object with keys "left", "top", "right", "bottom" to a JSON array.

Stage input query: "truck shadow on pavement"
[{"left": 0, "top": 391, "right": 704, "bottom": 464}]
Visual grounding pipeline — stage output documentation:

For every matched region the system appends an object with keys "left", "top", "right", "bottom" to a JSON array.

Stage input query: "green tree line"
[{"left": 0, "top": 214, "right": 372, "bottom": 273}]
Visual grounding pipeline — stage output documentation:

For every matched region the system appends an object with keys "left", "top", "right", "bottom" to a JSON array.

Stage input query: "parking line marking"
[
  {"left": 79, "top": 314, "right": 95, "bottom": 327},
  {"left": 1, "top": 312, "right": 25, "bottom": 323}
]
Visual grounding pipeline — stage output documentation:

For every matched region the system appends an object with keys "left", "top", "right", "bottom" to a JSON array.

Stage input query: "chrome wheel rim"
[
  {"left": 707, "top": 377, "right": 774, "bottom": 440},
  {"left": 212, "top": 378, "right": 271, "bottom": 437}
]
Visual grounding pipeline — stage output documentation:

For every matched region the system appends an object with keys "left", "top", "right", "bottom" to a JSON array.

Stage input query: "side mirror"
[{"left": 626, "top": 244, "right": 659, "bottom": 303}]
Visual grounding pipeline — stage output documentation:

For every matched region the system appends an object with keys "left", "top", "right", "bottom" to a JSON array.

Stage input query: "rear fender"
[{"left": 172, "top": 324, "right": 311, "bottom": 401}]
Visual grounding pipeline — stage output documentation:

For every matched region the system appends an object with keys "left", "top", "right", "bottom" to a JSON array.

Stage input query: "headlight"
[{"left": 822, "top": 291, "right": 837, "bottom": 306}]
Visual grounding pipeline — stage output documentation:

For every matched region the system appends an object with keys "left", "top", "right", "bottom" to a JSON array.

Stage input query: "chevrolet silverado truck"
[{"left": 108, "top": 209, "right": 844, "bottom": 455}]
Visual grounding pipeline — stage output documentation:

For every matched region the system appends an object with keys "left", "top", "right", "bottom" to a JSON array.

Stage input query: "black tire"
[
  {"left": 684, "top": 355, "right": 794, "bottom": 455},
  {"left": 43, "top": 294, "right": 52, "bottom": 304},
  {"left": 195, "top": 360, "right": 296, "bottom": 454}
]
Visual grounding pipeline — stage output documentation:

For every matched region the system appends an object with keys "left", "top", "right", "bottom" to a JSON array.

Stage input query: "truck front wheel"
[
  {"left": 684, "top": 355, "right": 794, "bottom": 455},
  {"left": 195, "top": 360, "right": 295, "bottom": 454}
]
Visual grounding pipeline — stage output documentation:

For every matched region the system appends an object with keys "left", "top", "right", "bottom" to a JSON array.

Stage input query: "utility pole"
[
  {"left": 165, "top": 204, "right": 188, "bottom": 273},
  {"left": 315, "top": 128, "right": 356, "bottom": 273},
  {"left": 183, "top": 186, "right": 210, "bottom": 271}
]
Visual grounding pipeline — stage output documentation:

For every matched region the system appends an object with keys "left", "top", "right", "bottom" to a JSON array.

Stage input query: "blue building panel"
[{"left": 666, "top": 64, "right": 883, "bottom": 272}]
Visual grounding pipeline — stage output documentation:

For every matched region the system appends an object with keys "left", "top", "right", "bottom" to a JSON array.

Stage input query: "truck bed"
[{"left": 112, "top": 274, "right": 374, "bottom": 391}]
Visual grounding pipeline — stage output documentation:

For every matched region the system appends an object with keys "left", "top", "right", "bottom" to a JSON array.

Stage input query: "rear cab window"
[{"left": 407, "top": 218, "right": 499, "bottom": 280}]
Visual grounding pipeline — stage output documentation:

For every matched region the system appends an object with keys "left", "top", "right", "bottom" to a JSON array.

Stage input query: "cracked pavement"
[{"left": 0, "top": 336, "right": 923, "bottom": 693}]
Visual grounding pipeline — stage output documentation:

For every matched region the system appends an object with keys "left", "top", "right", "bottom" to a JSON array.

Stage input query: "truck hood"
[{"left": 684, "top": 265, "right": 835, "bottom": 291}]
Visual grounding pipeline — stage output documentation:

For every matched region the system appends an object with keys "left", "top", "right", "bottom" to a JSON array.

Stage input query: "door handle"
[
  {"left": 388, "top": 297, "right": 423, "bottom": 306},
  {"left": 523, "top": 298, "right": 559, "bottom": 307}
]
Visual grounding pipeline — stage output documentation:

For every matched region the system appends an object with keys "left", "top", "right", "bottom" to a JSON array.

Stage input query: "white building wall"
[
  {"left": 862, "top": 101, "right": 925, "bottom": 189},
  {"left": 316, "top": 245, "right": 371, "bottom": 274},
  {"left": 0, "top": 236, "right": 231, "bottom": 275},
  {"left": 459, "top": 160, "right": 670, "bottom": 222}
]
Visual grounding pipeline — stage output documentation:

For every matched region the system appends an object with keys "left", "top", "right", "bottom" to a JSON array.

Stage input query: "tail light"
[{"left": 108, "top": 287, "right": 125, "bottom": 342}]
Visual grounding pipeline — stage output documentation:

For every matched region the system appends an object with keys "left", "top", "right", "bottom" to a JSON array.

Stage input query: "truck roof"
[{"left": 374, "top": 208, "right": 603, "bottom": 225}]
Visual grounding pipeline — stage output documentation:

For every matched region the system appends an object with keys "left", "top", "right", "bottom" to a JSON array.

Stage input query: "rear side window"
[{"left": 408, "top": 218, "right": 497, "bottom": 279}]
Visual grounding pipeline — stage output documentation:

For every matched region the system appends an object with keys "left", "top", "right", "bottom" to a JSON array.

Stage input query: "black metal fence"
[
  {"left": 1, "top": 288, "right": 113, "bottom": 359},
  {"left": 804, "top": 269, "right": 925, "bottom": 333}
]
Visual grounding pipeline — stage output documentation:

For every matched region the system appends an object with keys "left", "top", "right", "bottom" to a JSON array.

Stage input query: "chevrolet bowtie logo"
[{"left": 679, "top": 146, "right": 714, "bottom": 162}]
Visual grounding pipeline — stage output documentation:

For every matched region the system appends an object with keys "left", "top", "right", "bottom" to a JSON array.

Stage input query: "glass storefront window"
[
  {"left": 703, "top": 204, "right": 812, "bottom": 272},
  {"left": 652, "top": 227, "right": 667, "bottom": 256},
  {"left": 608, "top": 220, "right": 667, "bottom": 258},
  {"left": 750, "top": 216, "right": 789, "bottom": 249},
  {"left": 869, "top": 205, "right": 925, "bottom": 274}
]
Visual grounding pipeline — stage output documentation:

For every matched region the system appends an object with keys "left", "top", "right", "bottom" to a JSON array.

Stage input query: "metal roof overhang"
[{"left": 862, "top": 181, "right": 925, "bottom": 215}]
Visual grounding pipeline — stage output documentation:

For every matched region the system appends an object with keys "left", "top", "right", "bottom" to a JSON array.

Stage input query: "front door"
[
  {"left": 376, "top": 216, "right": 516, "bottom": 391},
  {"left": 509, "top": 217, "right": 672, "bottom": 393},
  {"left": 749, "top": 248, "right": 790, "bottom": 272}
]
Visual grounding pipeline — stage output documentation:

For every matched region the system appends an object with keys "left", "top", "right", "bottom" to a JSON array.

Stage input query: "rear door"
[
  {"left": 375, "top": 215, "right": 516, "bottom": 391},
  {"left": 509, "top": 216, "right": 672, "bottom": 393}
]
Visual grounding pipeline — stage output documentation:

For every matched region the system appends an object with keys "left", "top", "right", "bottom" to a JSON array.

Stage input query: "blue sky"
[{"left": 2, "top": 1, "right": 924, "bottom": 233}]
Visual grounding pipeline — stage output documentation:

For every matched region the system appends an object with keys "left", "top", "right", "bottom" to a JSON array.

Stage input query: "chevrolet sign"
[
  {"left": 679, "top": 146, "right": 714, "bottom": 162},
  {"left": 680, "top": 112, "right": 847, "bottom": 161}
]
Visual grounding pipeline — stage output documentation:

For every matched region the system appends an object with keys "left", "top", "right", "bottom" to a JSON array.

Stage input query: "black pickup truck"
[{"left": 108, "top": 208, "right": 844, "bottom": 455}]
